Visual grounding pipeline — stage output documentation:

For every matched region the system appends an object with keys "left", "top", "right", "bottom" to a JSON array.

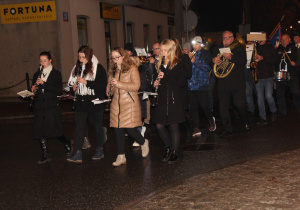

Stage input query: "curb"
[{"left": 0, "top": 112, "right": 75, "bottom": 125}]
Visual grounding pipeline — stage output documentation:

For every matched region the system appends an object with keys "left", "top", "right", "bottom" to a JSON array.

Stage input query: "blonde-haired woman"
[
  {"left": 107, "top": 47, "right": 149, "bottom": 166},
  {"left": 153, "top": 39, "right": 187, "bottom": 164}
]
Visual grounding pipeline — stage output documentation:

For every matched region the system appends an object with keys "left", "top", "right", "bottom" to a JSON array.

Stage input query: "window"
[
  {"left": 127, "top": 22, "right": 134, "bottom": 43},
  {"left": 168, "top": 27, "right": 174, "bottom": 39},
  {"left": 105, "top": 21, "right": 111, "bottom": 65},
  {"left": 157, "top": 25, "right": 163, "bottom": 43},
  {"left": 143, "top": 24, "right": 149, "bottom": 52},
  {"left": 77, "top": 16, "right": 88, "bottom": 46}
]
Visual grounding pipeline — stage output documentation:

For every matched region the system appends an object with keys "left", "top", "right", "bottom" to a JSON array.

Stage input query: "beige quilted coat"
[{"left": 108, "top": 66, "right": 142, "bottom": 128}]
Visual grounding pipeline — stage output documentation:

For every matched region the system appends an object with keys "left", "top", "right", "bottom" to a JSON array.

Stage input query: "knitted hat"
[{"left": 182, "top": 43, "right": 191, "bottom": 51}]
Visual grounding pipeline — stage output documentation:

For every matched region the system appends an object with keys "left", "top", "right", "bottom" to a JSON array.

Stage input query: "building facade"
[{"left": 0, "top": 0, "right": 175, "bottom": 98}]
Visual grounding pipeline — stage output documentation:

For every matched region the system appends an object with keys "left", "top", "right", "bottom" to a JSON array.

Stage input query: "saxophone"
[{"left": 250, "top": 41, "right": 258, "bottom": 84}]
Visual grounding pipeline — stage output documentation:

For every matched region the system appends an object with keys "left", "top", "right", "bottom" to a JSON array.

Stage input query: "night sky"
[
  {"left": 189, "top": 0, "right": 300, "bottom": 37},
  {"left": 190, "top": 0, "right": 244, "bottom": 35}
]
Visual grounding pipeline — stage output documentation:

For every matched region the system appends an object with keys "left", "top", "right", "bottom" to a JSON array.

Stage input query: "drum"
[{"left": 274, "top": 71, "right": 290, "bottom": 81}]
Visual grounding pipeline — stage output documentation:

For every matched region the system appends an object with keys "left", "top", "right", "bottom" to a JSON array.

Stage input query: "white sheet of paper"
[
  {"left": 219, "top": 47, "right": 231, "bottom": 54},
  {"left": 246, "top": 44, "right": 254, "bottom": 68},
  {"left": 137, "top": 91, "right": 158, "bottom": 100},
  {"left": 17, "top": 90, "right": 34, "bottom": 98},
  {"left": 134, "top": 48, "right": 147, "bottom": 56},
  {"left": 92, "top": 98, "right": 111, "bottom": 104}
]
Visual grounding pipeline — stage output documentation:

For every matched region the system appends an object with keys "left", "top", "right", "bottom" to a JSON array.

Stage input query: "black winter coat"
[
  {"left": 138, "top": 64, "right": 148, "bottom": 119},
  {"left": 32, "top": 68, "right": 63, "bottom": 139},
  {"left": 154, "top": 60, "right": 186, "bottom": 125},
  {"left": 75, "top": 64, "right": 107, "bottom": 112},
  {"left": 256, "top": 43, "right": 277, "bottom": 79},
  {"left": 276, "top": 43, "right": 298, "bottom": 78},
  {"left": 180, "top": 54, "right": 192, "bottom": 111}
]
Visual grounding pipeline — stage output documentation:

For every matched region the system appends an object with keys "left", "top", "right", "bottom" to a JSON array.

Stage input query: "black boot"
[
  {"left": 162, "top": 146, "right": 172, "bottom": 163},
  {"left": 58, "top": 136, "right": 74, "bottom": 156},
  {"left": 168, "top": 150, "right": 179, "bottom": 164},
  {"left": 37, "top": 139, "right": 51, "bottom": 165}
]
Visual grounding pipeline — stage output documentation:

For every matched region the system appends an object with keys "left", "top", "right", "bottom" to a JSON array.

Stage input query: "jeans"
[
  {"left": 245, "top": 80, "right": 256, "bottom": 113},
  {"left": 255, "top": 77, "right": 277, "bottom": 120},
  {"left": 276, "top": 77, "right": 300, "bottom": 114}
]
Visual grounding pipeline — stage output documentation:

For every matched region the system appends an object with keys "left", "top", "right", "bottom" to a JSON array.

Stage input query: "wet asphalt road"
[{"left": 1, "top": 99, "right": 300, "bottom": 209}]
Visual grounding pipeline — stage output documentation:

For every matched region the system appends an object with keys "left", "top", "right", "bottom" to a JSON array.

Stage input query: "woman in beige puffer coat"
[{"left": 107, "top": 47, "right": 149, "bottom": 166}]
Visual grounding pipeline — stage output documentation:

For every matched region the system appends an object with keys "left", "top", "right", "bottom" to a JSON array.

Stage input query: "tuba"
[{"left": 213, "top": 33, "right": 246, "bottom": 78}]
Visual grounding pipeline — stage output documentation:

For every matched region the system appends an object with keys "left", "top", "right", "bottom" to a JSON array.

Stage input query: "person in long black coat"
[
  {"left": 171, "top": 38, "right": 193, "bottom": 142},
  {"left": 32, "top": 51, "right": 73, "bottom": 165},
  {"left": 153, "top": 39, "right": 186, "bottom": 164}
]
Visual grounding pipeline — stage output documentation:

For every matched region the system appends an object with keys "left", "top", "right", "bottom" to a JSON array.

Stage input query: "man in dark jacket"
[
  {"left": 254, "top": 34, "right": 278, "bottom": 124},
  {"left": 275, "top": 33, "right": 300, "bottom": 116},
  {"left": 293, "top": 31, "right": 300, "bottom": 86},
  {"left": 188, "top": 36, "right": 216, "bottom": 137},
  {"left": 212, "top": 30, "right": 250, "bottom": 138}
]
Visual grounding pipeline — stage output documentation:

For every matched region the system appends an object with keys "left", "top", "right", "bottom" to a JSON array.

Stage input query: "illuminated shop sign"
[
  {"left": 100, "top": 2, "right": 121, "bottom": 20},
  {"left": 0, "top": 1, "right": 56, "bottom": 24}
]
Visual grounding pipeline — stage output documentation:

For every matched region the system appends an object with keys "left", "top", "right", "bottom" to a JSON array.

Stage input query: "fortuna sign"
[{"left": 0, "top": 1, "right": 57, "bottom": 24}]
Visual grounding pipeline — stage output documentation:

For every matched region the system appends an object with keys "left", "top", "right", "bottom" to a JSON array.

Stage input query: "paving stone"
[{"left": 131, "top": 149, "right": 300, "bottom": 209}]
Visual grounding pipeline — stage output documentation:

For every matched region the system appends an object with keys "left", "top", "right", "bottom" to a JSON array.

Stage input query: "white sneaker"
[
  {"left": 132, "top": 141, "right": 140, "bottom": 147},
  {"left": 141, "top": 126, "right": 146, "bottom": 137},
  {"left": 141, "top": 139, "right": 149, "bottom": 157},
  {"left": 112, "top": 154, "right": 126, "bottom": 166}
]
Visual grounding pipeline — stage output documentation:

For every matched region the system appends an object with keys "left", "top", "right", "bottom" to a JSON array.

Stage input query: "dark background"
[{"left": 190, "top": 0, "right": 300, "bottom": 37}]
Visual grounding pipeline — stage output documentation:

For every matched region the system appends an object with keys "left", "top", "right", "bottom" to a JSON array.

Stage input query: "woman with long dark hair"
[
  {"left": 67, "top": 46, "right": 107, "bottom": 163},
  {"left": 32, "top": 51, "right": 73, "bottom": 164},
  {"left": 107, "top": 47, "right": 149, "bottom": 166},
  {"left": 153, "top": 39, "right": 187, "bottom": 164}
]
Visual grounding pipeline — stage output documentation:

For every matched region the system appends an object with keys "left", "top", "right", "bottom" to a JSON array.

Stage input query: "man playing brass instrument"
[{"left": 212, "top": 30, "right": 250, "bottom": 138}]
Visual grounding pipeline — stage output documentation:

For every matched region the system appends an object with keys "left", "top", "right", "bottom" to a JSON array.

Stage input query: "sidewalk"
[
  {"left": 128, "top": 148, "right": 300, "bottom": 209},
  {"left": 0, "top": 99, "right": 75, "bottom": 124}
]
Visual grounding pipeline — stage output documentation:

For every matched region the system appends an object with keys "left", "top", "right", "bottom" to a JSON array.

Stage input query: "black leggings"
[
  {"left": 115, "top": 128, "right": 145, "bottom": 154},
  {"left": 156, "top": 123, "right": 180, "bottom": 152}
]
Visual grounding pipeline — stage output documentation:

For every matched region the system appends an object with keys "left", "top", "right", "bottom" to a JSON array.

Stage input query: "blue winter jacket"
[{"left": 188, "top": 49, "right": 212, "bottom": 91}]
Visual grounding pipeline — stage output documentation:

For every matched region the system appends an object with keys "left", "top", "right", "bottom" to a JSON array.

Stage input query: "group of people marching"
[{"left": 31, "top": 30, "right": 300, "bottom": 166}]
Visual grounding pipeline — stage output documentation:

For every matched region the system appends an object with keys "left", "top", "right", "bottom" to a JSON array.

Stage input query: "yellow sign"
[
  {"left": 100, "top": 3, "right": 121, "bottom": 20},
  {"left": 0, "top": 1, "right": 57, "bottom": 24}
]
